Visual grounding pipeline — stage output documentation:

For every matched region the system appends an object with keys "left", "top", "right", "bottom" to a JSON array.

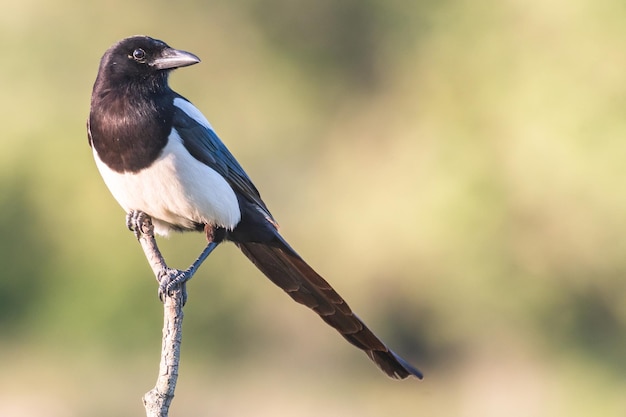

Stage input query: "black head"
[{"left": 95, "top": 36, "right": 200, "bottom": 91}]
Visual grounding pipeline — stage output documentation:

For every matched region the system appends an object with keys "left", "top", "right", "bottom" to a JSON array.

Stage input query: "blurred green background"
[{"left": 1, "top": 0, "right": 625, "bottom": 415}]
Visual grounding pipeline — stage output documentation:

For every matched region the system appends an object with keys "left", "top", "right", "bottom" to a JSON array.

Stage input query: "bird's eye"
[{"left": 132, "top": 48, "right": 146, "bottom": 61}]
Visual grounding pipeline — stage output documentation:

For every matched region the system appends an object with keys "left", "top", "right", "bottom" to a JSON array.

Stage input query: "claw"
[
  {"left": 158, "top": 268, "right": 190, "bottom": 305},
  {"left": 126, "top": 211, "right": 136, "bottom": 232},
  {"left": 126, "top": 210, "right": 153, "bottom": 239}
]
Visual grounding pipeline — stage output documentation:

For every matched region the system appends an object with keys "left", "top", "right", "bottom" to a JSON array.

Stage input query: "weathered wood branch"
[
  {"left": 134, "top": 214, "right": 186, "bottom": 417},
  {"left": 142, "top": 289, "right": 184, "bottom": 417}
]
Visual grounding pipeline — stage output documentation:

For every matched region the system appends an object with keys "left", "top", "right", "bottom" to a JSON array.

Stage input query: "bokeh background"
[{"left": 1, "top": 0, "right": 625, "bottom": 416}]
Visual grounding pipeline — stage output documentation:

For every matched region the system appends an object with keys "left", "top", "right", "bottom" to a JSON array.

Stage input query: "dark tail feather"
[{"left": 236, "top": 236, "right": 423, "bottom": 380}]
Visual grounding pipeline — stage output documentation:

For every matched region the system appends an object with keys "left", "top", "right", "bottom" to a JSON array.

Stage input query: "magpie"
[{"left": 88, "top": 35, "right": 423, "bottom": 380}]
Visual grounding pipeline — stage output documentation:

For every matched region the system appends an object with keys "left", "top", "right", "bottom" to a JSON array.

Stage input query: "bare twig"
[
  {"left": 133, "top": 214, "right": 186, "bottom": 417},
  {"left": 135, "top": 214, "right": 167, "bottom": 279},
  {"left": 142, "top": 288, "right": 184, "bottom": 417}
]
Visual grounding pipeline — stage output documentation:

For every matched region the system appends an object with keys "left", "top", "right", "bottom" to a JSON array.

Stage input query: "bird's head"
[{"left": 96, "top": 36, "right": 200, "bottom": 90}]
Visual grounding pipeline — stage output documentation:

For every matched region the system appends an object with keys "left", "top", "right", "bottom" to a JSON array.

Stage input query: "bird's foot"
[
  {"left": 158, "top": 268, "right": 190, "bottom": 305},
  {"left": 126, "top": 210, "right": 152, "bottom": 239}
]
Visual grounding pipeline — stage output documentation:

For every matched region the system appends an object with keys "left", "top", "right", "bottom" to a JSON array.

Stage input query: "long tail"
[{"left": 236, "top": 235, "right": 423, "bottom": 379}]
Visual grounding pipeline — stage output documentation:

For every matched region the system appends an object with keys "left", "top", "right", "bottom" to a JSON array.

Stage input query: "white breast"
[{"left": 93, "top": 131, "right": 241, "bottom": 236}]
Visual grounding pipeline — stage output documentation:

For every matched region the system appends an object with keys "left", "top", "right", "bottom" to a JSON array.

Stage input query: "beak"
[{"left": 152, "top": 47, "right": 201, "bottom": 70}]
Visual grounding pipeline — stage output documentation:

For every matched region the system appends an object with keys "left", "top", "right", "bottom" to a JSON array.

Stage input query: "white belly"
[{"left": 93, "top": 131, "right": 241, "bottom": 236}]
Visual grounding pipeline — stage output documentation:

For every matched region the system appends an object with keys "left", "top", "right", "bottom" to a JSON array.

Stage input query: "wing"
[{"left": 171, "top": 97, "right": 276, "bottom": 226}]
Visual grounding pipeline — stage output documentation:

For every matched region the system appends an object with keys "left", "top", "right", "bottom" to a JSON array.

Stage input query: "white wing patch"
[
  {"left": 93, "top": 131, "right": 241, "bottom": 236},
  {"left": 174, "top": 97, "right": 214, "bottom": 130}
]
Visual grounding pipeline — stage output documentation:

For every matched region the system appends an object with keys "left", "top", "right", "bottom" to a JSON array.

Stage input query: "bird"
[{"left": 87, "top": 35, "right": 423, "bottom": 380}]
